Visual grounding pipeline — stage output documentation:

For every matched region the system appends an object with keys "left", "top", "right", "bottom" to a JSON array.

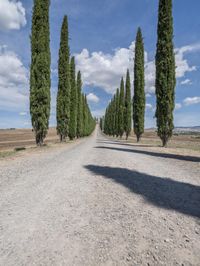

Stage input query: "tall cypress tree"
[
  {"left": 69, "top": 56, "right": 77, "bottom": 140},
  {"left": 118, "top": 78, "right": 125, "bottom": 138},
  {"left": 124, "top": 69, "right": 132, "bottom": 140},
  {"left": 83, "top": 95, "right": 89, "bottom": 136},
  {"left": 56, "top": 16, "right": 71, "bottom": 142},
  {"left": 133, "top": 28, "right": 145, "bottom": 142},
  {"left": 112, "top": 95, "right": 116, "bottom": 137},
  {"left": 76, "top": 71, "right": 83, "bottom": 138},
  {"left": 30, "top": 0, "right": 51, "bottom": 145},
  {"left": 115, "top": 88, "right": 120, "bottom": 137},
  {"left": 82, "top": 94, "right": 86, "bottom": 136},
  {"left": 155, "top": 0, "right": 176, "bottom": 147}
]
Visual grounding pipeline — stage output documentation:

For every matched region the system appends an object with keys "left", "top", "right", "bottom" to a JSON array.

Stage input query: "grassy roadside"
[
  {"left": 101, "top": 130, "right": 200, "bottom": 153},
  {"left": 0, "top": 150, "right": 16, "bottom": 159}
]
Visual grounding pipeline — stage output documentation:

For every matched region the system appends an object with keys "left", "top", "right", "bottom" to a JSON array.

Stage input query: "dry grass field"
[
  {"left": 129, "top": 130, "right": 200, "bottom": 151},
  {"left": 0, "top": 128, "right": 58, "bottom": 152},
  {"left": 0, "top": 127, "right": 199, "bottom": 155}
]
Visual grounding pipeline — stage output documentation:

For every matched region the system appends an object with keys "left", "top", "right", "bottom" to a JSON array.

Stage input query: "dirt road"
[{"left": 0, "top": 127, "right": 200, "bottom": 265}]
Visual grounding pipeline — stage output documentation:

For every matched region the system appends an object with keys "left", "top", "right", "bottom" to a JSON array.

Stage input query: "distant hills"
[
  {"left": 146, "top": 126, "right": 200, "bottom": 133},
  {"left": 174, "top": 126, "right": 200, "bottom": 133}
]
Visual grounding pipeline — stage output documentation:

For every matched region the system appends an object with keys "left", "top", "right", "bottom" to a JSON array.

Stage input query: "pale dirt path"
[{"left": 0, "top": 127, "right": 199, "bottom": 266}]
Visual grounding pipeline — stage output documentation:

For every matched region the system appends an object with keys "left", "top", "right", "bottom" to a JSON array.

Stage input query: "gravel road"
[{"left": 0, "top": 127, "right": 200, "bottom": 266}]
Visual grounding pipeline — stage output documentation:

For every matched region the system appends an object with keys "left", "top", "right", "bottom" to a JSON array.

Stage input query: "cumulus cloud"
[
  {"left": 145, "top": 103, "right": 156, "bottom": 113},
  {"left": 87, "top": 93, "right": 99, "bottom": 103},
  {"left": 175, "top": 103, "right": 182, "bottom": 110},
  {"left": 0, "top": 0, "right": 26, "bottom": 31},
  {"left": 75, "top": 42, "right": 200, "bottom": 95},
  {"left": 19, "top": 112, "right": 27, "bottom": 116},
  {"left": 146, "top": 103, "right": 153, "bottom": 110},
  {"left": 175, "top": 44, "right": 200, "bottom": 78},
  {"left": 180, "top": 79, "right": 192, "bottom": 85},
  {"left": 0, "top": 45, "right": 28, "bottom": 111},
  {"left": 183, "top": 97, "right": 200, "bottom": 106},
  {"left": 91, "top": 108, "right": 105, "bottom": 118},
  {"left": 75, "top": 42, "right": 135, "bottom": 94}
]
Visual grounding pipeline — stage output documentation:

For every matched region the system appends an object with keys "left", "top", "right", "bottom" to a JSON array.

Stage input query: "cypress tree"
[
  {"left": 69, "top": 56, "right": 77, "bottom": 140},
  {"left": 82, "top": 94, "right": 87, "bottom": 136},
  {"left": 115, "top": 88, "right": 120, "bottom": 137},
  {"left": 112, "top": 95, "right": 116, "bottom": 137},
  {"left": 133, "top": 28, "right": 145, "bottom": 142},
  {"left": 118, "top": 78, "right": 125, "bottom": 138},
  {"left": 30, "top": 0, "right": 51, "bottom": 146},
  {"left": 155, "top": 0, "right": 176, "bottom": 147},
  {"left": 100, "top": 117, "right": 103, "bottom": 131},
  {"left": 56, "top": 16, "right": 71, "bottom": 142},
  {"left": 124, "top": 69, "right": 132, "bottom": 140},
  {"left": 76, "top": 71, "right": 83, "bottom": 138}
]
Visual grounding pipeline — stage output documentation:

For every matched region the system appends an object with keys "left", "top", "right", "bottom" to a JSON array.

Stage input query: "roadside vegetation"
[
  {"left": 30, "top": 0, "right": 95, "bottom": 146},
  {"left": 102, "top": 0, "right": 176, "bottom": 148}
]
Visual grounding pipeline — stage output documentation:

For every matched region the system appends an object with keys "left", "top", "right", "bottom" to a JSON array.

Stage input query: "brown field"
[
  {"left": 129, "top": 130, "right": 200, "bottom": 151},
  {"left": 0, "top": 127, "right": 200, "bottom": 154},
  {"left": 0, "top": 128, "right": 58, "bottom": 151}
]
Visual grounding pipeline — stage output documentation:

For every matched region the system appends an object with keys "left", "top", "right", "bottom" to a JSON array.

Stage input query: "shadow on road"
[
  {"left": 85, "top": 165, "right": 200, "bottom": 218},
  {"left": 97, "top": 140, "right": 155, "bottom": 148},
  {"left": 95, "top": 145, "right": 200, "bottom": 163}
]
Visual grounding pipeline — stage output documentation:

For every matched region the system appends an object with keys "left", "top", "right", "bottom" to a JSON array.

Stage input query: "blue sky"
[{"left": 0, "top": 0, "right": 200, "bottom": 129}]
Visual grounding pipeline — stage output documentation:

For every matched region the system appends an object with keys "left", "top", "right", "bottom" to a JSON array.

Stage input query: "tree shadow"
[
  {"left": 96, "top": 140, "right": 155, "bottom": 148},
  {"left": 85, "top": 165, "right": 200, "bottom": 219},
  {"left": 95, "top": 146, "right": 200, "bottom": 163}
]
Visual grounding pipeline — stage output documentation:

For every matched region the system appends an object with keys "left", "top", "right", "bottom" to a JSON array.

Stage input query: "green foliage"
[
  {"left": 56, "top": 16, "right": 71, "bottom": 141},
  {"left": 100, "top": 117, "right": 104, "bottom": 131},
  {"left": 115, "top": 88, "right": 120, "bottom": 137},
  {"left": 76, "top": 71, "right": 83, "bottom": 138},
  {"left": 103, "top": 86, "right": 122, "bottom": 137},
  {"left": 69, "top": 57, "right": 77, "bottom": 140},
  {"left": 82, "top": 94, "right": 95, "bottom": 136},
  {"left": 155, "top": 0, "right": 176, "bottom": 147},
  {"left": 118, "top": 78, "right": 125, "bottom": 138},
  {"left": 133, "top": 28, "right": 145, "bottom": 142},
  {"left": 124, "top": 69, "right": 132, "bottom": 139},
  {"left": 30, "top": 0, "right": 51, "bottom": 145}
]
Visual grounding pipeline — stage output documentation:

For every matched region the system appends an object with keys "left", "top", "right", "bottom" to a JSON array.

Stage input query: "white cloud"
[
  {"left": 145, "top": 103, "right": 156, "bottom": 113},
  {"left": 75, "top": 42, "right": 200, "bottom": 96},
  {"left": 175, "top": 45, "right": 198, "bottom": 78},
  {"left": 175, "top": 103, "right": 182, "bottom": 110},
  {"left": 75, "top": 42, "right": 135, "bottom": 94},
  {"left": 146, "top": 103, "right": 153, "bottom": 110},
  {"left": 183, "top": 97, "right": 200, "bottom": 106},
  {"left": 87, "top": 93, "right": 99, "bottom": 103},
  {"left": 180, "top": 79, "right": 192, "bottom": 85},
  {"left": 19, "top": 112, "right": 27, "bottom": 116},
  {"left": 91, "top": 108, "right": 105, "bottom": 118},
  {"left": 51, "top": 68, "right": 58, "bottom": 76},
  {"left": 0, "top": 0, "right": 26, "bottom": 31},
  {"left": 0, "top": 46, "right": 28, "bottom": 111}
]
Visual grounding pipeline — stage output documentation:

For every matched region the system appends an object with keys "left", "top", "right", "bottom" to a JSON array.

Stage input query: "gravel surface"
[{"left": 0, "top": 127, "right": 200, "bottom": 266}]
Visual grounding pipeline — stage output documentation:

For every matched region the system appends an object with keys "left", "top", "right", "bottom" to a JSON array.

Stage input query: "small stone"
[{"left": 164, "top": 238, "right": 170, "bottom": 243}]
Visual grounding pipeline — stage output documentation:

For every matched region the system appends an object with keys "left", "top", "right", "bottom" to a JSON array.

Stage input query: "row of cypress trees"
[
  {"left": 56, "top": 16, "right": 95, "bottom": 141},
  {"left": 30, "top": 1, "right": 95, "bottom": 145},
  {"left": 103, "top": 69, "right": 132, "bottom": 140},
  {"left": 103, "top": 27, "right": 145, "bottom": 142},
  {"left": 103, "top": 0, "right": 176, "bottom": 147}
]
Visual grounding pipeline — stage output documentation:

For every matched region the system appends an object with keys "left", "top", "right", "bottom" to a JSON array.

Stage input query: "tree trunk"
[{"left": 162, "top": 136, "right": 168, "bottom": 147}]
